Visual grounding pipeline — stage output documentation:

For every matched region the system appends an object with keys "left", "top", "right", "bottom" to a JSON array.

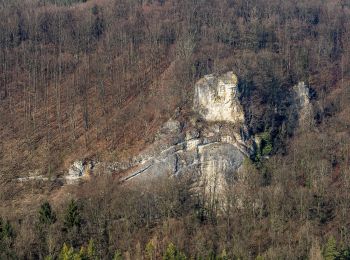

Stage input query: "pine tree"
[
  {"left": 113, "top": 250, "right": 123, "bottom": 260},
  {"left": 1, "top": 220, "right": 14, "bottom": 241},
  {"left": 0, "top": 219, "right": 15, "bottom": 260},
  {"left": 219, "top": 249, "right": 228, "bottom": 260},
  {"left": 163, "top": 243, "right": 186, "bottom": 260},
  {"left": 39, "top": 202, "right": 57, "bottom": 225},
  {"left": 339, "top": 247, "right": 350, "bottom": 259},
  {"left": 163, "top": 243, "right": 176, "bottom": 260},
  {"left": 64, "top": 200, "right": 82, "bottom": 231},
  {"left": 87, "top": 239, "right": 97, "bottom": 259},
  {"left": 145, "top": 240, "right": 155, "bottom": 260},
  {"left": 59, "top": 243, "right": 75, "bottom": 260},
  {"left": 323, "top": 236, "right": 338, "bottom": 260},
  {"left": 0, "top": 217, "right": 3, "bottom": 240}
]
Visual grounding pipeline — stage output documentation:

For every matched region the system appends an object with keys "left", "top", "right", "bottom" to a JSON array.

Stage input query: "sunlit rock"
[
  {"left": 193, "top": 71, "right": 244, "bottom": 124},
  {"left": 64, "top": 72, "right": 313, "bottom": 206},
  {"left": 292, "top": 82, "right": 313, "bottom": 127},
  {"left": 65, "top": 160, "right": 94, "bottom": 184},
  {"left": 119, "top": 72, "right": 250, "bottom": 198}
]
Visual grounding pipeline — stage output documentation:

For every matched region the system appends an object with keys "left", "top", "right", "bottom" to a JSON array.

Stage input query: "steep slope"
[
  {"left": 70, "top": 71, "right": 312, "bottom": 204},
  {"left": 118, "top": 72, "right": 249, "bottom": 201}
]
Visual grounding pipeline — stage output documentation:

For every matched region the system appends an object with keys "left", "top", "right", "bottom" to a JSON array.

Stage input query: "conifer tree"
[
  {"left": 39, "top": 201, "right": 57, "bottom": 225},
  {"left": 323, "top": 236, "right": 338, "bottom": 260},
  {"left": 87, "top": 239, "right": 97, "bottom": 259},
  {"left": 113, "top": 250, "right": 123, "bottom": 260},
  {"left": 145, "top": 240, "right": 155, "bottom": 260},
  {"left": 64, "top": 199, "right": 82, "bottom": 231},
  {"left": 0, "top": 219, "right": 14, "bottom": 245},
  {"left": 163, "top": 243, "right": 186, "bottom": 260},
  {"left": 59, "top": 243, "right": 75, "bottom": 260}
]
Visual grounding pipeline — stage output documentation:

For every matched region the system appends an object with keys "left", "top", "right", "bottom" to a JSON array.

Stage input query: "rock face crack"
[{"left": 122, "top": 164, "right": 153, "bottom": 182}]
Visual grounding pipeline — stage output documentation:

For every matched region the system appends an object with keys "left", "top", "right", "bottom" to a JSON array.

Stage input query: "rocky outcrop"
[
  {"left": 62, "top": 73, "right": 314, "bottom": 202},
  {"left": 65, "top": 160, "right": 94, "bottom": 184},
  {"left": 193, "top": 72, "right": 244, "bottom": 123},
  {"left": 116, "top": 72, "right": 251, "bottom": 201},
  {"left": 16, "top": 170, "right": 49, "bottom": 182},
  {"left": 292, "top": 82, "right": 313, "bottom": 126},
  {"left": 15, "top": 74, "right": 314, "bottom": 190}
]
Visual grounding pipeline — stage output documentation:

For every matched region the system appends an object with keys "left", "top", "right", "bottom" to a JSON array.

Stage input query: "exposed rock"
[
  {"left": 65, "top": 159, "right": 94, "bottom": 184},
  {"left": 193, "top": 72, "right": 244, "bottom": 124},
  {"left": 62, "top": 72, "right": 313, "bottom": 203},
  {"left": 118, "top": 72, "right": 250, "bottom": 201},
  {"left": 198, "top": 142, "right": 245, "bottom": 198},
  {"left": 292, "top": 82, "right": 313, "bottom": 127},
  {"left": 16, "top": 175, "right": 49, "bottom": 183},
  {"left": 25, "top": 72, "right": 316, "bottom": 190},
  {"left": 15, "top": 170, "right": 50, "bottom": 183},
  {"left": 121, "top": 121, "right": 245, "bottom": 184}
]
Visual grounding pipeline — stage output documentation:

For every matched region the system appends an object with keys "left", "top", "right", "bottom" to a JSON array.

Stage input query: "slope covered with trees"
[{"left": 1, "top": 0, "right": 350, "bottom": 259}]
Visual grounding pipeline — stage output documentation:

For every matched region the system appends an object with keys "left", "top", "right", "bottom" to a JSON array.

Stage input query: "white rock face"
[
  {"left": 119, "top": 120, "right": 246, "bottom": 202},
  {"left": 63, "top": 72, "right": 313, "bottom": 207},
  {"left": 12, "top": 71, "right": 316, "bottom": 192},
  {"left": 198, "top": 142, "right": 244, "bottom": 200},
  {"left": 292, "top": 82, "right": 313, "bottom": 126},
  {"left": 193, "top": 71, "right": 244, "bottom": 124},
  {"left": 116, "top": 72, "right": 250, "bottom": 201},
  {"left": 16, "top": 170, "right": 49, "bottom": 182},
  {"left": 65, "top": 160, "right": 93, "bottom": 184}
]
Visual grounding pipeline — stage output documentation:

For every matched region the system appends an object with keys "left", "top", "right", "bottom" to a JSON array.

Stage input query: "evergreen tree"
[
  {"left": 91, "top": 5, "right": 105, "bottom": 40},
  {"left": 0, "top": 217, "right": 2, "bottom": 239},
  {"left": 87, "top": 239, "right": 97, "bottom": 259},
  {"left": 339, "top": 247, "right": 350, "bottom": 260},
  {"left": 64, "top": 200, "right": 82, "bottom": 231},
  {"left": 113, "top": 250, "right": 123, "bottom": 260},
  {"left": 39, "top": 202, "right": 57, "bottom": 225},
  {"left": 0, "top": 219, "right": 15, "bottom": 260},
  {"left": 323, "top": 236, "right": 339, "bottom": 260},
  {"left": 163, "top": 243, "right": 186, "bottom": 260},
  {"left": 218, "top": 249, "right": 228, "bottom": 260},
  {"left": 59, "top": 243, "right": 76, "bottom": 260},
  {"left": 1, "top": 219, "right": 14, "bottom": 241},
  {"left": 145, "top": 240, "right": 155, "bottom": 260}
]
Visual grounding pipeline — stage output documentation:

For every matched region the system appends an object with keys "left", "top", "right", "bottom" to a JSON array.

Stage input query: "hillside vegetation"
[{"left": 1, "top": 0, "right": 350, "bottom": 259}]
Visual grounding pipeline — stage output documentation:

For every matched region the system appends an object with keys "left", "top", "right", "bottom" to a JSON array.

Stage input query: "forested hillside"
[{"left": 1, "top": 0, "right": 350, "bottom": 259}]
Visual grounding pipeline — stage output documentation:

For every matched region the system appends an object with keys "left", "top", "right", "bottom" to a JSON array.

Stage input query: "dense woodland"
[{"left": 1, "top": 0, "right": 350, "bottom": 259}]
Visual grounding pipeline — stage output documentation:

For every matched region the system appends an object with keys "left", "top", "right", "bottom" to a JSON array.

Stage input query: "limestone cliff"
[
  {"left": 193, "top": 71, "right": 244, "bottom": 124},
  {"left": 61, "top": 72, "right": 313, "bottom": 201},
  {"left": 114, "top": 71, "right": 251, "bottom": 201},
  {"left": 14, "top": 71, "right": 314, "bottom": 201},
  {"left": 292, "top": 81, "right": 313, "bottom": 126}
]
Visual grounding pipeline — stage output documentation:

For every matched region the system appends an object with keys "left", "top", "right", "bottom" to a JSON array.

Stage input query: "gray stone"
[
  {"left": 63, "top": 72, "right": 313, "bottom": 205},
  {"left": 292, "top": 82, "right": 313, "bottom": 126},
  {"left": 65, "top": 160, "right": 93, "bottom": 184}
]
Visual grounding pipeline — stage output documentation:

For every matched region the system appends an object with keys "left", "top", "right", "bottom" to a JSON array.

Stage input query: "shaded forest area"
[{"left": 1, "top": 0, "right": 350, "bottom": 259}]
